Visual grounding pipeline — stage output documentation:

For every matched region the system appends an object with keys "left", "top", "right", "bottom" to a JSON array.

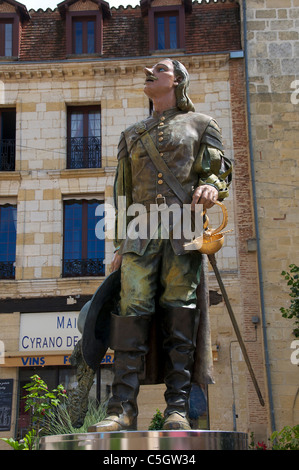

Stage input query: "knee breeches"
[{"left": 119, "top": 238, "right": 202, "bottom": 316}]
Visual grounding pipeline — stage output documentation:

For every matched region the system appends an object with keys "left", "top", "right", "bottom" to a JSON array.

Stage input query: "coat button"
[
  {"left": 159, "top": 137, "right": 163, "bottom": 142},
  {"left": 158, "top": 173, "right": 163, "bottom": 178},
  {"left": 158, "top": 180, "right": 163, "bottom": 185}
]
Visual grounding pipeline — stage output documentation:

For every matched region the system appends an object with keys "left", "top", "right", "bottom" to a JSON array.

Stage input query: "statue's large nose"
[{"left": 144, "top": 67, "right": 153, "bottom": 76}]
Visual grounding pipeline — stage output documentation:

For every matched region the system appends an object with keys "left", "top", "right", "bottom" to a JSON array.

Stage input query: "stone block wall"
[{"left": 244, "top": 0, "right": 299, "bottom": 431}]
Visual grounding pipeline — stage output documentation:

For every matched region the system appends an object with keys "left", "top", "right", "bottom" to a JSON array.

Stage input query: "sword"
[{"left": 208, "top": 253, "right": 265, "bottom": 407}]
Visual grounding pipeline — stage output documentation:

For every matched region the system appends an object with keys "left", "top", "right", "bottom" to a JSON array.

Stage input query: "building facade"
[{"left": 0, "top": 0, "right": 298, "bottom": 447}]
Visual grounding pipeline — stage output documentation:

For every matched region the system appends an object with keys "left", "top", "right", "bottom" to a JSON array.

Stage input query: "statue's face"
[{"left": 143, "top": 59, "right": 178, "bottom": 100}]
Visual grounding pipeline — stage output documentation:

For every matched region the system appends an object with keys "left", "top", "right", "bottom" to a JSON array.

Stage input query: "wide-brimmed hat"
[{"left": 78, "top": 269, "right": 121, "bottom": 371}]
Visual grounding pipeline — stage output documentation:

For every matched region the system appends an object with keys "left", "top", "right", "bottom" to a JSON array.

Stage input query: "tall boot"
[
  {"left": 88, "top": 313, "right": 150, "bottom": 432},
  {"left": 161, "top": 306, "right": 200, "bottom": 430}
]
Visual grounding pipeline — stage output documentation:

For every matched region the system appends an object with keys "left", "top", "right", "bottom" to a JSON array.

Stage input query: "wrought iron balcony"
[
  {"left": 67, "top": 136, "right": 101, "bottom": 169},
  {"left": 63, "top": 257, "right": 105, "bottom": 277},
  {"left": 0, "top": 261, "right": 15, "bottom": 279},
  {"left": 0, "top": 139, "right": 15, "bottom": 171}
]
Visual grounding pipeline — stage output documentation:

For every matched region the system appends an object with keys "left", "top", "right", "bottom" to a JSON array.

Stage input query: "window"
[
  {"left": 0, "top": 109, "right": 16, "bottom": 171},
  {"left": 0, "top": 14, "right": 21, "bottom": 57},
  {"left": 59, "top": 0, "right": 111, "bottom": 56},
  {"left": 155, "top": 13, "right": 179, "bottom": 50},
  {"left": 147, "top": 5, "right": 186, "bottom": 53},
  {"left": 0, "top": 204, "right": 17, "bottom": 279},
  {"left": 65, "top": 10, "right": 103, "bottom": 56},
  {"left": 67, "top": 106, "right": 101, "bottom": 169},
  {"left": 63, "top": 199, "right": 105, "bottom": 277},
  {"left": 72, "top": 17, "right": 96, "bottom": 54},
  {"left": 0, "top": 20, "right": 13, "bottom": 56}
]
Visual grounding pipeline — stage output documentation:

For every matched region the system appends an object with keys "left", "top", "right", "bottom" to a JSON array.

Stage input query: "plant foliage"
[
  {"left": 271, "top": 425, "right": 299, "bottom": 450},
  {"left": 280, "top": 264, "right": 299, "bottom": 337},
  {"left": 0, "top": 374, "right": 67, "bottom": 450},
  {"left": 148, "top": 409, "right": 165, "bottom": 430},
  {"left": 42, "top": 400, "right": 107, "bottom": 436}
]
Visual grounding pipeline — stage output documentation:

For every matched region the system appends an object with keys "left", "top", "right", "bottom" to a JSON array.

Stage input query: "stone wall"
[{"left": 244, "top": 0, "right": 299, "bottom": 432}]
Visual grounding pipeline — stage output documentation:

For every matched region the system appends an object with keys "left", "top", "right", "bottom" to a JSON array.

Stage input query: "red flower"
[{"left": 256, "top": 441, "right": 267, "bottom": 450}]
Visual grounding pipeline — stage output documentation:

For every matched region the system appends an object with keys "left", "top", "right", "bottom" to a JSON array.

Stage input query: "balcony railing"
[
  {"left": 63, "top": 257, "right": 105, "bottom": 277},
  {"left": 67, "top": 136, "right": 101, "bottom": 169},
  {"left": 0, "top": 261, "right": 15, "bottom": 279},
  {"left": 0, "top": 139, "right": 15, "bottom": 171}
]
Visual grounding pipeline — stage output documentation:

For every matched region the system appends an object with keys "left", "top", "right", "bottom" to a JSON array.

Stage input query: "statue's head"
[
  {"left": 171, "top": 59, "right": 195, "bottom": 112},
  {"left": 144, "top": 58, "right": 195, "bottom": 113}
]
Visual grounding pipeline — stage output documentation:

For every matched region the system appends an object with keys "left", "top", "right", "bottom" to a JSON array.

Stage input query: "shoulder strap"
[
  {"left": 140, "top": 132, "right": 191, "bottom": 205},
  {"left": 127, "top": 120, "right": 161, "bottom": 155},
  {"left": 128, "top": 108, "right": 182, "bottom": 154}
]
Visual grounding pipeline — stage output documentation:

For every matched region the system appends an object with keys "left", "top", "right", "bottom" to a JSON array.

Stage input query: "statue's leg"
[
  {"left": 160, "top": 306, "right": 200, "bottom": 430},
  {"left": 88, "top": 248, "right": 160, "bottom": 433},
  {"left": 88, "top": 314, "right": 151, "bottom": 432},
  {"left": 159, "top": 246, "right": 201, "bottom": 430}
]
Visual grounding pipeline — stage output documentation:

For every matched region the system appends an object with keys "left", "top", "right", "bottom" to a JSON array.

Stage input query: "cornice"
[
  {"left": 0, "top": 53, "right": 230, "bottom": 81},
  {"left": 58, "top": 167, "right": 113, "bottom": 179}
]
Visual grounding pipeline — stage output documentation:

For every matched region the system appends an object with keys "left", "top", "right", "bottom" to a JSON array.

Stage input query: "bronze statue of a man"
[{"left": 90, "top": 58, "right": 232, "bottom": 432}]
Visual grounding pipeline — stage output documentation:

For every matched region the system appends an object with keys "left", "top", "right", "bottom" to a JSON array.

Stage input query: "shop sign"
[
  {"left": 1, "top": 352, "right": 114, "bottom": 368},
  {"left": 19, "top": 312, "right": 81, "bottom": 352}
]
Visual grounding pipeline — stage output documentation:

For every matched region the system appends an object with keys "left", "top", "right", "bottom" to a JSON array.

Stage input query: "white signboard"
[{"left": 19, "top": 312, "right": 81, "bottom": 352}]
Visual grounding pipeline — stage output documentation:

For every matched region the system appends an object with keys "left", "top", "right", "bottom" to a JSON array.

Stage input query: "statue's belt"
[{"left": 133, "top": 195, "right": 184, "bottom": 211}]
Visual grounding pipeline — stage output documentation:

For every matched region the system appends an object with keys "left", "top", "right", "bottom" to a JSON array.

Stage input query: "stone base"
[{"left": 39, "top": 430, "right": 248, "bottom": 450}]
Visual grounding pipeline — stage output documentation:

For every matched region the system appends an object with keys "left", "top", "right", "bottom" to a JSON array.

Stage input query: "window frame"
[
  {"left": 62, "top": 199, "right": 105, "bottom": 278},
  {"left": 66, "top": 10, "right": 103, "bottom": 56},
  {"left": 155, "top": 11, "right": 179, "bottom": 51},
  {"left": 0, "top": 13, "right": 19, "bottom": 58},
  {"left": 0, "top": 107, "right": 16, "bottom": 171},
  {"left": 0, "top": 203, "right": 17, "bottom": 280},
  {"left": 72, "top": 15, "right": 96, "bottom": 55},
  {"left": 66, "top": 105, "right": 101, "bottom": 169},
  {"left": 148, "top": 5, "right": 185, "bottom": 53}
]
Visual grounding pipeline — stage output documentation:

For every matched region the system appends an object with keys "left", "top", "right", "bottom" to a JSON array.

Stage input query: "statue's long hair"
[{"left": 171, "top": 59, "right": 195, "bottom": 112}]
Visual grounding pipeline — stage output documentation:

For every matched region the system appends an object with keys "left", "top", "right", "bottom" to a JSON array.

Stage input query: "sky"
[{"left": 22, "top": 0, "right": 140, "bottom": 10}]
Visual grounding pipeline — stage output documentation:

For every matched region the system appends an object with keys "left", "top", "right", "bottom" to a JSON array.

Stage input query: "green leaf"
[{"left": 0, "top": 437, "right": 26, "bottom": 450}]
